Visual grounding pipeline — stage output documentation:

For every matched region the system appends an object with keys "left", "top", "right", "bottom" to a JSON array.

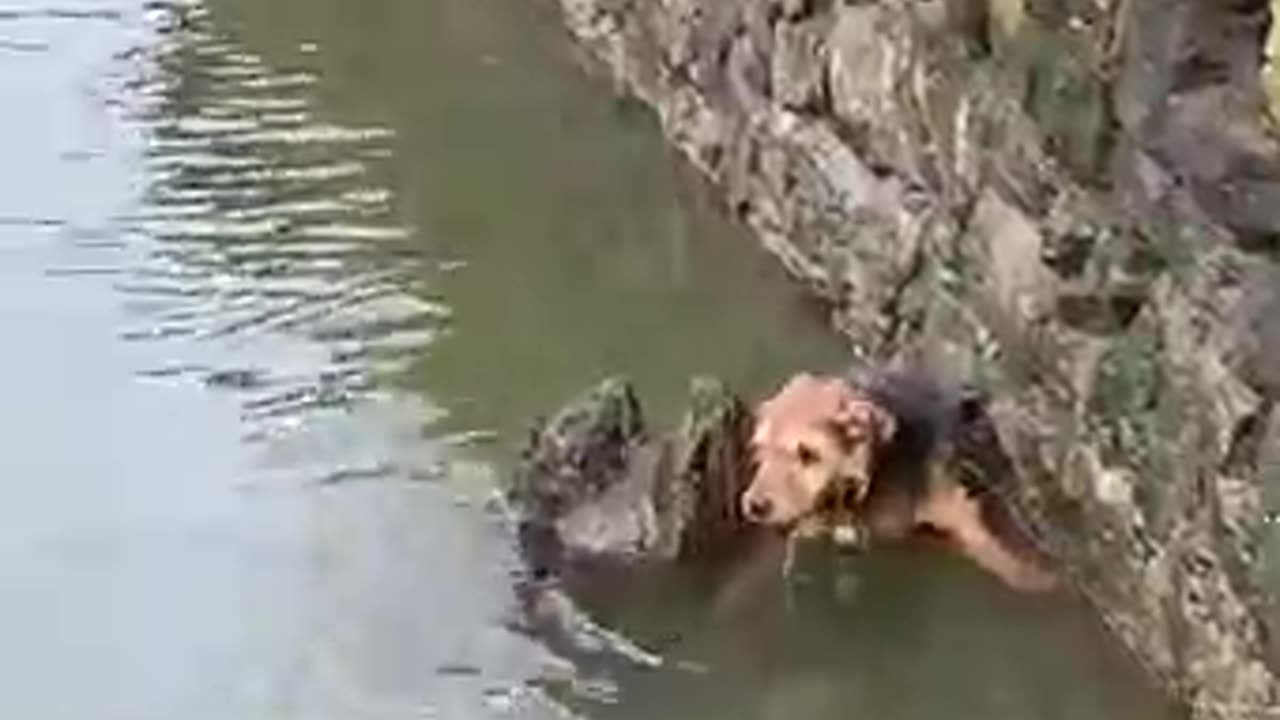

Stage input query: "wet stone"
[{"left": 506, "top": 376, "right": 754, "bottom": 575}]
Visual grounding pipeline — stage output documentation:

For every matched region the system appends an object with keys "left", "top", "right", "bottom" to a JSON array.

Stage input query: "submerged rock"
[
  {"left": 506, "top": 376, "right": 773, "bottom": 675},
  {"left": 507, "top": 376, "right": 753, "bottom": 575}
]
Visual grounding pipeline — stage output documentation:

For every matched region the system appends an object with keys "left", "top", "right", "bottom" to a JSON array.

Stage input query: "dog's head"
[{"left": 739, "top": 373, "right": 897, "bottom": 529}]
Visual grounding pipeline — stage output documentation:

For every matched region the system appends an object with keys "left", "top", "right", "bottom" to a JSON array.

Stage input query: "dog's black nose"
[{"left": 744, "top": 496, "right": 772, "bottom": 521}]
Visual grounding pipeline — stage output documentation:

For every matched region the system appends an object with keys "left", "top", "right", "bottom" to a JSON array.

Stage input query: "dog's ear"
[
  {"left": 868, "top": 401, "right": 897, "bottom": 444},
  {"left": 833, "top": 391, "right": 897, "bottom": 446}
]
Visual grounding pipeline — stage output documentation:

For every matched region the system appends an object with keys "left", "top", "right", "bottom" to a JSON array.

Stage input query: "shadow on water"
[{"left": 0, "top": 0, "right": 1177, "bottom": 716}]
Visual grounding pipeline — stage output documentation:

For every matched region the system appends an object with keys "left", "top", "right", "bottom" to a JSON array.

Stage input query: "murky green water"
[{"left": 0, "top": 0, "right": 1173, "bottom": 718}]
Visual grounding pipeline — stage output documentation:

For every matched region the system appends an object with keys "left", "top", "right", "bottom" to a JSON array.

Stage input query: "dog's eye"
[{"left": 796, "top": 443, "right": 818, "bottom": 466}]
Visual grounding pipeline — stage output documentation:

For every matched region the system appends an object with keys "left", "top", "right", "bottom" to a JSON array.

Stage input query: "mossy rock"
[{"left": 508, "top": 375, "right": 753, "bottom": 575}]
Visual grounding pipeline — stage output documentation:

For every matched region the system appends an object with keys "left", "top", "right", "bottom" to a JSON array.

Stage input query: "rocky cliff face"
[{"left": 547, "top": 0, "right": 1280, "bottom": 716}]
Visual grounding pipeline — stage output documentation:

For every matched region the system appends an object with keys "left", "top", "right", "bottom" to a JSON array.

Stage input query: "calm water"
[{"left": 0, "top": 0, "right": 1173, "bottom": 718}]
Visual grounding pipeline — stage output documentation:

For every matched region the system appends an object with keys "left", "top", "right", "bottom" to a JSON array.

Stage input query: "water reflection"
[
  {"left": 123, "top": 4, "right": 437, "bottom": 461},
  {"left": 96, "top": 5, "right": 566, "bottom": 718}
]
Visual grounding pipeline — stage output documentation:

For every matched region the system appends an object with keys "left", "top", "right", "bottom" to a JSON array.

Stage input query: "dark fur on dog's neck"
[
  {"left": 841, "top": 364, "right": 1033, "bottom": 539},
  {"left": 840, "top": 365, "right": 978, "bottom": 502}
]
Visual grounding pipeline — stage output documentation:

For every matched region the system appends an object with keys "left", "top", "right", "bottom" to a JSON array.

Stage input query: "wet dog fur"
[{"left": 740, "top": 367, "right": 1058, "bottom": 593}]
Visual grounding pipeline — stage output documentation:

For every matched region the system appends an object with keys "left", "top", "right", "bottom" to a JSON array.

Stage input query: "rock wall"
[
  {"left": 1264, "top": 1, "right": 1280, "bottom": 119},
  {"left": 548, "top": 0, "right": 1280, "bottom": 716}
]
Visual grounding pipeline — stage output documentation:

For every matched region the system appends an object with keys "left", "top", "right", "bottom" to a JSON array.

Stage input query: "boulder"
[{"left": 507, "top": 376, "right": 754, "bottom": 576}]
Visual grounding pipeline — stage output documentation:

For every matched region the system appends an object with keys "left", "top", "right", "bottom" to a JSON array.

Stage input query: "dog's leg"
[
  {"left": 862, "top": 482, "right": 916, "bottom": 541},
  {"left": 915, "top": 480, "right": 1059, "bottom": 593}
]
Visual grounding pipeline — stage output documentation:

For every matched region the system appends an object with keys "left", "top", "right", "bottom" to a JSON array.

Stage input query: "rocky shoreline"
[{"left": 542, "top": 0, "right": 1280, "bottom": 716}]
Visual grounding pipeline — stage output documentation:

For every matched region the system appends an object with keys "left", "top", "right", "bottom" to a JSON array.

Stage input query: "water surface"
[{"left": 0, "top": 0, "right": 1174, "bottom": 718}]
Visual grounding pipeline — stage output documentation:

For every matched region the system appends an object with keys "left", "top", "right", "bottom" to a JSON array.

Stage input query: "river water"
[{"left": 0, "top": 0, "right": 1175, "bottom": 718}]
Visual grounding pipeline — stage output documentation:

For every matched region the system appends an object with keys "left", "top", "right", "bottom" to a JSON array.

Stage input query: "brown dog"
[{"left": 740, "top": 369, "right": 1057, "bottom": 593}]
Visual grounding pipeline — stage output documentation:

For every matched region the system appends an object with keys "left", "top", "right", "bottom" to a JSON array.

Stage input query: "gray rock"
[
  {"left": 508, "top": 376, "right": 753, "bottom": 572},
  {"left": 1222, "top": 265, "right": 1280, "bottom": 398},
  {"left": 772, "top": 17, "right": 827, "bottom": 112}
]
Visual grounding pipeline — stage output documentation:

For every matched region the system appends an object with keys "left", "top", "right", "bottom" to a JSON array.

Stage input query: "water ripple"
[
  {"left": 0, "top": 37, "right": 48, "bottom": 52},
  {"left": 110, "top": 1, "right": 443, "bottom": 456},
  {"left": 0, "top": 7, "right": 125, "bottom": 22}
]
